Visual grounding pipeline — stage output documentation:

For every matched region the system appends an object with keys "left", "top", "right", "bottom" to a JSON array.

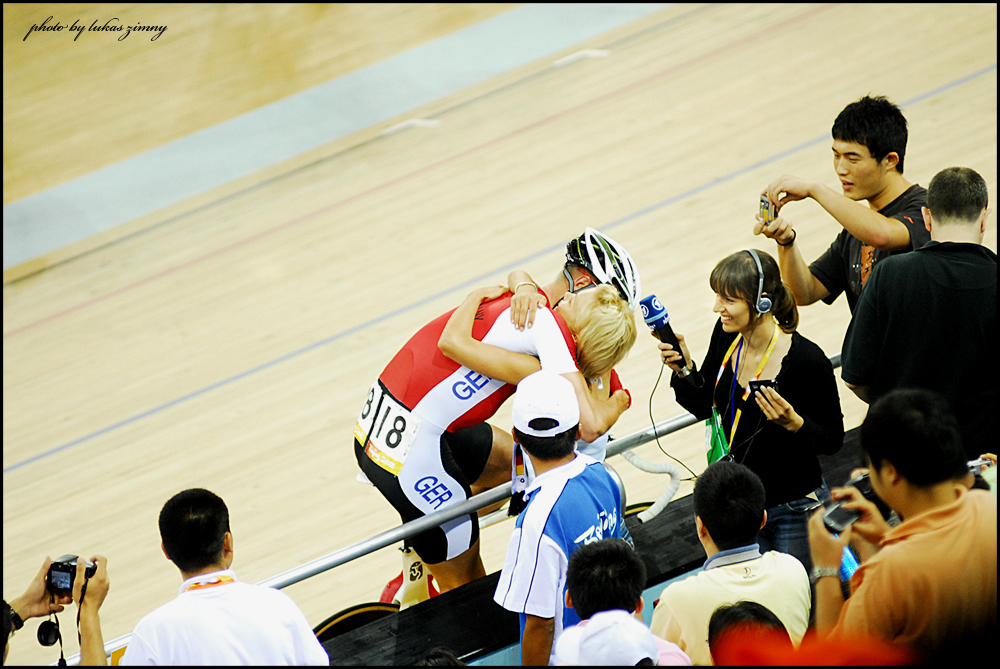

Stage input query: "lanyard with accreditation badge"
[
  {"left": 714, "top": 327, "right": 778, "bottom": 447},
  {"left": 183, "top": 575, "right": 235, "bottom": 592}
]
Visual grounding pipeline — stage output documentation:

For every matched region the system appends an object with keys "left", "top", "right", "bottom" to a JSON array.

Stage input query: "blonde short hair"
[{"left": 573, "top": 285, "right": 637, "bottom": 380}]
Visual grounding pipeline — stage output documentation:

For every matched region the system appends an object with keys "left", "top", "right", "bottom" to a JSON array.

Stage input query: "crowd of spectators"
[
  {"left": 496, "top": 93, "right": 996, "bottom": 666},
  {"left": 5, "top": 94, "right": 994, "bottom": 667}
]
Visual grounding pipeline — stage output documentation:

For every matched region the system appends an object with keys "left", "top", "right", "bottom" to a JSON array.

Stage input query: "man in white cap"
[
  {"left": 494, "top": 370, "right": 624, "bottom": 666},
  {"left": 555, "top": 609, "right": 661, "bottom": 666}
]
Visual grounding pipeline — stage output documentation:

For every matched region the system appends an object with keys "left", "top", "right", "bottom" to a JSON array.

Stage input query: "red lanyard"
[{"left": 183, "top": 575, "right": 235, "bottom": 592}]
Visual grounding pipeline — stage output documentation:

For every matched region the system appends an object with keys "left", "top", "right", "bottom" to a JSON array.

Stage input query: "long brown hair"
[{"left": 709, "top": 250, "right": 798, "bottom": 333}]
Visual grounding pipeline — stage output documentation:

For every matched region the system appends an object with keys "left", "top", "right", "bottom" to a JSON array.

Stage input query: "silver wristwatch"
[{"left": 810, "top": 566, "right": 840, "bottom": 584}]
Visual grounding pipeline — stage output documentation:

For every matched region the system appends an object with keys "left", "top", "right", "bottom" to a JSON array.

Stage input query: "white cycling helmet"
[{"left": 564, "top": 227, "right": 642, "bottom": 312}]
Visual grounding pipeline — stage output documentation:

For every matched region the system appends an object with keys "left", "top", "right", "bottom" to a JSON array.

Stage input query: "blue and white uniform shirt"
[{"left": 494, "top": 453, "right": 622, "bottom": 664}]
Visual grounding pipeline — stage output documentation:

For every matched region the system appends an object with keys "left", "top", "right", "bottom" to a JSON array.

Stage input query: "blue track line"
[{"left": 4, "top": 62, "right": 995, "bottom": 475}]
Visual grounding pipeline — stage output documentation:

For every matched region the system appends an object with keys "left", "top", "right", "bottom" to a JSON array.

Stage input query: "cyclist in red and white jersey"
[{"left": 354, "top": 230, "right": 640, "bottom": 592}]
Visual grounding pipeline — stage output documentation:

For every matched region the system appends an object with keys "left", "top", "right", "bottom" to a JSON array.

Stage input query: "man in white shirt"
[
  {"left": 649, "top": 461, "right": 810, "bottom": 666},
  {"left": 120, "top": 488, "right": 328, "bottom": 666}
]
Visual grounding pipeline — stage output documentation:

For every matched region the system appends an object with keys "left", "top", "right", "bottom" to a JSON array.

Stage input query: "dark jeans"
[
  {"left": 758, "top": 481, "right": 830, "bottom": 577},
  {"left": 758, "top": 481, "right": 830, "bottom": 623}
]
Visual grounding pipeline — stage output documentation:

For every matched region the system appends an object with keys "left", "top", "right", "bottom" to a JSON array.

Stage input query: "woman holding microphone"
[{"left": 658, "top": 249, "right": 844, "bottom": 574}]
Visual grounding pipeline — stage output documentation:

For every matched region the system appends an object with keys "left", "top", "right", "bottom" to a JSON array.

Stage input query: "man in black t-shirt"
[
  {"left": 753, "top": 96, "right": 930, "bottom": 313},
  {"left": 841, "top": 167, "right": 996, "bottom": 456}
]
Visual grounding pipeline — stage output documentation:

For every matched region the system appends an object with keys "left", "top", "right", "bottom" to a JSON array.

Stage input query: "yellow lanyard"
[{"left": 715, "top": 327, "right": 779, "bottom": 446}]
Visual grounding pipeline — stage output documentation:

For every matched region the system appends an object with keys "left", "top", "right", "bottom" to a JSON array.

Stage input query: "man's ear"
[
  {"left": 565, "top": 590, "right": 573, "bottom": 609},
  {"left": 635, "top": 595, "right": 645, "bottom": 617},
  {"left": 760, "top": 509, "right": 767, "bottom": 531},
  {"left": 881, "top": 151, "right": 900, "bottom": 173},
  {"left": 223, "top": 531, "right": 234, "bottom": 555},
  {"left": 695, "top": 515, "right": 708, "bottom": 539},
  {"left": 571, "top": 268, "right": 595, "bottom": 291},
  {"left": 881, "top": 459, "right": 902, "bottom": 487},
  {"left": 161, "top": 542, "right": 171, "bottom": 562},
  {"left": 922, "top": 206, "right": 933, "bottom": 233}
]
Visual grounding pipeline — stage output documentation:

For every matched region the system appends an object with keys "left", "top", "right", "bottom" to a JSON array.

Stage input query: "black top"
[
  {"left": 810, "top": 184, "right": 929, "bottom": 313},
  {"left": 842, "top": 241, "right": 997, "bottom": 457},
  {"left": 671, "top": 320, "right": 845, "bottom": 508}
]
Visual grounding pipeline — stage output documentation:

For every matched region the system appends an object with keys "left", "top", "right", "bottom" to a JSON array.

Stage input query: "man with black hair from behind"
[
  {"left": 119, "top": 488, "right": 327, "bottom": 666},
  {"left": 649, "top": 460, "right": 810, "bottom": 665},
  {"left": 555, "top": 538, "right": 690, "bottom": 666},
  {"left": 707, "top": 601, "right": 792, "bottom": 664},
  {"left": 841, "top": 166, "right": 995, "bottom": 457}
]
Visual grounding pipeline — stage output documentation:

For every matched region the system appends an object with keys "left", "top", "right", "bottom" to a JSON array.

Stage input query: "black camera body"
[
  {"left": 822, "top": 497, "right": 862, "bottom": 533},
  {"left": 46, "top": 554, "right": 96, "bottom": 597},
  {"left": 747, "top": 378, "right": 778, "bottom": 398},
  {"left": 821, "top": 472, "right": 875, "bottom": 534}
]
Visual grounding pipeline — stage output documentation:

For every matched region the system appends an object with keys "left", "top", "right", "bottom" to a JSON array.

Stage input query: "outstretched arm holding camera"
[
  {"left": 73, "top": 556, "right": 109, "bottom": 666},
  {"left": 753, "top": 213, "right": 832, "bottom": 306},
  {"left": 9, "top": 557, "right": 72, "bottom": 623},
  {"left": 5, "top": 557, "right": 72, "bottom": 665}
]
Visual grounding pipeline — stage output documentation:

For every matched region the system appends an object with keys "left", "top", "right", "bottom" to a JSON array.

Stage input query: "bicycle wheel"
[{"left": 313, "top": 601, "right": 400, "bottom": 642}]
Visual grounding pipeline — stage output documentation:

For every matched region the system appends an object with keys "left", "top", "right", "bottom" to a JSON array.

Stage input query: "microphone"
[{"left": 640, "top": 295, "right": 689, "bottom": 377}]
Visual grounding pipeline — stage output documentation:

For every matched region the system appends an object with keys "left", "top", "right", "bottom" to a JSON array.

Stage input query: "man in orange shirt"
[{"left": 808, "top": 389, "right": 997, "bottom": 659}]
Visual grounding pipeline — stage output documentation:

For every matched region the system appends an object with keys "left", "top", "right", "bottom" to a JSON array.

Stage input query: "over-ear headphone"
[{"left": 746, "top": 249, "right": 772, "bottom": 314}]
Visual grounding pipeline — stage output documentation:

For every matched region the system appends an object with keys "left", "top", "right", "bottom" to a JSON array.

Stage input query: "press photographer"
[
  {"left": 3, "top": 554, "right": 109, "bottom": 666},
  {"left": 808, "top": 389, "right": 997, "bottom": 659}
]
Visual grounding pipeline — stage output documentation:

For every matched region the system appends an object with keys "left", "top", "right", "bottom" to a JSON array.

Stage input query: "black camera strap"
[
  {"left": 37, "top": 608, "right": 66, "bottom": 666},
  {"left": 75, "top": 575, "right": 90, "bottom": 646},
  {"left": 36, "top": 575, "right": 91, "bottom": 666}
]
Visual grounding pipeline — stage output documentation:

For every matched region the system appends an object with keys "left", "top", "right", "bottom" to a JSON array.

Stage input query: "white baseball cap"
[
  {"left": 555, "top": 609, "right": 660, "bottom": 666},
  {"left": 512, "top": 370, "right": 580, "bottom": 438}
]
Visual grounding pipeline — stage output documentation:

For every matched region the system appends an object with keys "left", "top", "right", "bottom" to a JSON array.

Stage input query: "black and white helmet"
[{"left": 565, "top": 228, "right": 641, "bottom": 311}]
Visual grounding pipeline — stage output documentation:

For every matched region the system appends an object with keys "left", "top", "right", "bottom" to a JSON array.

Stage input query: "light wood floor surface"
[
  {"left": 2, "top": 2, "right": 519, "bottom": 204},
  {"left": 3, "top": 3, "right": 996, "bottom": 665}
]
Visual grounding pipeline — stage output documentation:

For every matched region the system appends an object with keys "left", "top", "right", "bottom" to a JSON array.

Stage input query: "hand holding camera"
[
  {"left": 751, "top": 380, "right": 804, "bottom": 432},
  {"left": 46, "top": 554, "right": 97, "bottom": 598},
  {"left": 753, "top": 193, "right": 796, "bottom": 245},
  {"left": 8, "top": 557, "right": 70, "bottom": 626},
  {"left": 824, "top": 480, "right": 891, "bottom": 546},
  {"left": 73, "top": 556, "right": 109, "bottom": 613},
  {"left": 758, "top": 194, "right": 778, "bottom": 226}
]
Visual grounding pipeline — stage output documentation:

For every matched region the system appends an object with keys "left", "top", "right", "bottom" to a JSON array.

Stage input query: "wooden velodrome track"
[{"left": 3, "top": 3, "right": 996, "bottom": 664}]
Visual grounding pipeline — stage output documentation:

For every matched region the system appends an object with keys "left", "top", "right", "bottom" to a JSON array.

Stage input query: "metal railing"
[{"left": 69, "top": 352, "right": 842, "bottom": 664}]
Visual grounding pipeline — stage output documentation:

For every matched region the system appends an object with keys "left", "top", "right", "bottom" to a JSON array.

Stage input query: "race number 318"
[{"left": 357, "top": 381, "right": 420, "bottom": 476}]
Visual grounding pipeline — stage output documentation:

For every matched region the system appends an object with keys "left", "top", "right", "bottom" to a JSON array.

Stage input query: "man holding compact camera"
[
  {"left": 3, "top": 555, "right": 110, "bottom": 666},
  {"left": 807, "top": 389, "right": 997, "bottom": 659},
  {"left": 754, "top": 95, "right": 929, "bottom": 315}
]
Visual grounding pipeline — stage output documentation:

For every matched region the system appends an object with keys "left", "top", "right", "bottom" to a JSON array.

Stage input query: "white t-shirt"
[
  {"left": 649, "top": 551, "right": 810, "bottom": 666},
  {"left": 120, "top": 569, "right": 328, "bottom": 666}
]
